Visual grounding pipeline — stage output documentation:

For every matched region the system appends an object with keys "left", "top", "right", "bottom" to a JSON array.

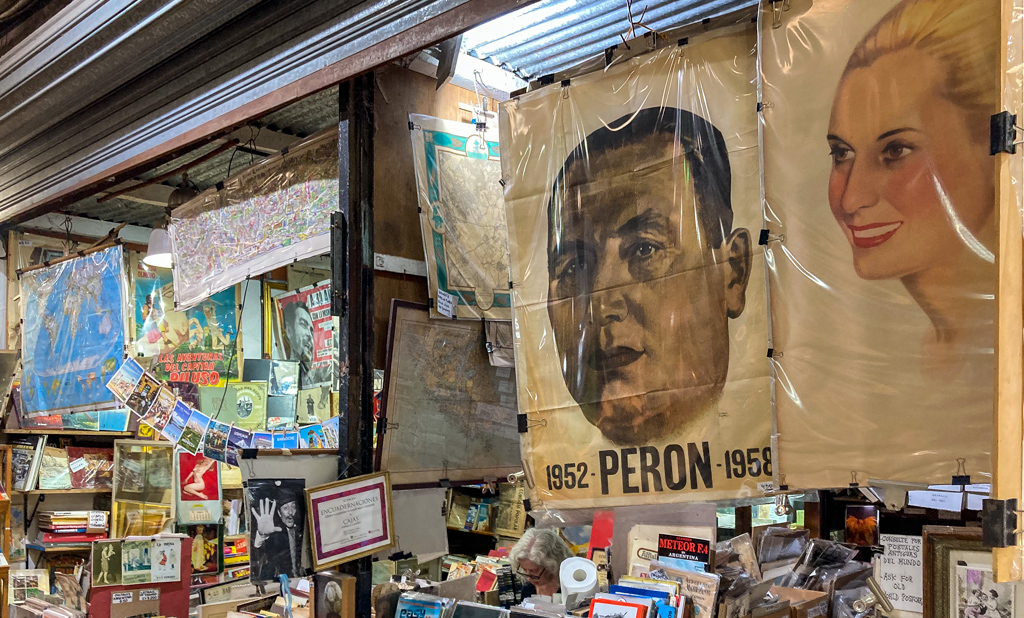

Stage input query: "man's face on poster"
[
  {"left": 547, "top": 140, "right": 751, "bottom": 445},
  {"left": 278, "top": 500, "right": 298, "bottom": 528},
  {"left": 287, "top": 308, "right": 315, "bottom": 365}
]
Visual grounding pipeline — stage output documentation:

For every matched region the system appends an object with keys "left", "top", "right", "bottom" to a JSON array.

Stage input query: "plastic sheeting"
[
  {"left": 169, "top": 129, "right": 338, "bottom": 311},
  {"left": 500, "top": 24, "right": 772, "bottom": 509},
  {"left": 761, "top": 0, "right": 999, "bottom": 488},
  {"left": 20, "top": 245, "right": 128, "bottom": 416},
  {"left": 409, "top": 114, "right": 512, "bottom": 320}
]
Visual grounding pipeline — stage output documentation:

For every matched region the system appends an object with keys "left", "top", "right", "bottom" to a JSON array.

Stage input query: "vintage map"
[
  {"left": 378, "top": 303, "right": 520, "bottom": 485},
  {"left": 169, "top": 129, "right": 338, "bottom": 310},
  {"left": 410, "top": 114, "right": 511, "bottom": 320},
  {"left": 21, "top": 245, "right": 127, "bottom": 415}
]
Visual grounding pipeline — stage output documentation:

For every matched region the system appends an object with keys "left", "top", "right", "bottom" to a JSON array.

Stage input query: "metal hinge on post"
[
  {"left": 991, "top": 111, "right": 1023, "bottom": 155},
  {"left": 982, "top": 498, "right": 1019, "bottom": 548}
]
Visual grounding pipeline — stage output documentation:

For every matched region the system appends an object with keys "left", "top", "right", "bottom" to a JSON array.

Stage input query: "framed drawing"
[
  {"left": 923, "top": 526, "right": 1023, "bottom": 618},
  {"left": 306, "top": 472, "right": 394, "bottom": 570},
  {"left": 376, "top": 301, "right": 520, "bottom": 487}
]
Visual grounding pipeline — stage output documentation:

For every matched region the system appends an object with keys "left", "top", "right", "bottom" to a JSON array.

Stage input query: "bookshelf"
[
  {"left": 4, "top": 429, "right": 133, "bottom": 437},
  {"left": 16, "top": 488, "right": 111, "bottom": 495}
]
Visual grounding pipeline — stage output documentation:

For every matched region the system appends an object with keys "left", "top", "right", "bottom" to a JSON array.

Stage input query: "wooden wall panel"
[{"left": 371, "top": 65, "right": 494, "bottom": 369}]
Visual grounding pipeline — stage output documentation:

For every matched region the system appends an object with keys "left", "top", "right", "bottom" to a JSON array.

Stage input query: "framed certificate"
[{"left": 306, "top": 472, "right": 394, "bottom": 569}]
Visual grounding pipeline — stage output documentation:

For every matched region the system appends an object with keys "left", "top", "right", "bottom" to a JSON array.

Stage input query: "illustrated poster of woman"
[{"left": 762, "top": 0, "right": 998, "bottom": 488}]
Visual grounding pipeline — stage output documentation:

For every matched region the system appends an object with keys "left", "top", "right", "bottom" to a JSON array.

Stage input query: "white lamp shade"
[{"left": 143, "top": 228, "right": 174, "bottom": 269}]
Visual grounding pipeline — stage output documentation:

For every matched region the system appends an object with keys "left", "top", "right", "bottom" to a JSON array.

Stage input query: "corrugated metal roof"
[
  {"left": 61, "top": 87, "right": 340, "bottom": 227},
  {"left": 461, "top": 0, "right": 756, "bottom": 79}
]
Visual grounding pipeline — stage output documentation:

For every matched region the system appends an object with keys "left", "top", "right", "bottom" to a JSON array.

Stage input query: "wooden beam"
[{"left": 992, "top": 0, "right": 1023, "bottom": 584}]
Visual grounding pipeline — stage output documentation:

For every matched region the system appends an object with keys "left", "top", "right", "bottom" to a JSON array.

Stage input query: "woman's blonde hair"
[{"left": 844, "top": 0, "right": 999, "bottom": 139}]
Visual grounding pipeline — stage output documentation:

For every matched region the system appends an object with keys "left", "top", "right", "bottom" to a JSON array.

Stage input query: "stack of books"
[{"left": 36, "top": 511, "right": 109, "bottom": 548}]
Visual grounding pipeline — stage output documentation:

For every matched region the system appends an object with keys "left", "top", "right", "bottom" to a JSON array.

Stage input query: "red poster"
[{"left": 275, "top": 280, "right": 334, "bottom": 389}]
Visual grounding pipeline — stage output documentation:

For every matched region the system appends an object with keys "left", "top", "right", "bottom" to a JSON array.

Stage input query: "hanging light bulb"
[{"left": 144, "top": 174, "right": 199, "bottom": 269}]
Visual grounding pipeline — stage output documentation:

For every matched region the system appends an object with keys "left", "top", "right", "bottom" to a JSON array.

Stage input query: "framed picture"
[
  {"left": 923, "top": 526, "right": 1024, "bottom": 618},
  {"left": 376, "top": 301, "right": 520, "bottom": 487},
  {"left": 306, "top": 472, "right": 394, "bottom": 570}
]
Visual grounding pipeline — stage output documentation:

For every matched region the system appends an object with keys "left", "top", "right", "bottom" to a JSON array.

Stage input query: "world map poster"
[
  {"left": 409, "top": 114, "right": 511, "bottom": 320},
  {"left": 21, "top": 245, "right": 127, "bottom": 415}
]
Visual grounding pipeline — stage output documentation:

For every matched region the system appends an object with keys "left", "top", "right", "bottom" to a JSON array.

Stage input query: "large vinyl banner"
[
  {"left": 762, "top": 0, "right": 997, "bottom": 487},
  {"left": 501, "top": 26, "right": 772, "bottom": 509}
]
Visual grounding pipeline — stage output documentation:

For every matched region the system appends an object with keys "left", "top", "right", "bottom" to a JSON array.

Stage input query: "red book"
[{"left": 42, "top": 532, "right": 107, "bottom": 543}]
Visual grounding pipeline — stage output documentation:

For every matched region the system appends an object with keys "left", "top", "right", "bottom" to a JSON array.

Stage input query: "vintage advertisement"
[
  {"left": 177, "top": 452, "right": 221, "bottom": 525},
  {"left": 169, "top": 129, "right": 338, "bottom": 310},
  {"left": 132, "top": 253, "right": 240, "bottom": 386},
  {"left": 20, "top": 245, "right": 127, "bottom": 415},
  {"left": 410, "top": 114, "right": 511, "bottom": 320},
  {"left": 500, "top": 28, "right": 770, "bottom": 508},
  {"left": 275, "top": 280, "right": 334, "bottom": 389},
  {"left": 761, "top": 0, "right": 997, "bottom": 487}
]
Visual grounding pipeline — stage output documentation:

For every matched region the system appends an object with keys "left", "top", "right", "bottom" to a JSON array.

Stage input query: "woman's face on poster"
[{"left": 826, "top": 50, "right": 993, "bottom": 280}]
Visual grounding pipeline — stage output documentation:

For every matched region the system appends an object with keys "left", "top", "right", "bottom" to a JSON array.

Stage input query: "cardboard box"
[{"left": 769, "top": 586, "right": 829, "bottom": 618}]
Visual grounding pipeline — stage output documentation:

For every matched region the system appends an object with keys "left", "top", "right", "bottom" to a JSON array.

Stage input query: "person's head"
[
  {"left": 278, "top": 499, "right": 299, "bottom": 528},
  {"left": 546, "top": 107, "right": 750, "bottom": 445},
  {"left": 827, "top": 0, "right": 997, "bottom": 281},
  {"left": 284, "top": 302, "right": 315, "bottom": 365},
  {"left": 509, "top": 528, "right": 574, "bottom": 596}
]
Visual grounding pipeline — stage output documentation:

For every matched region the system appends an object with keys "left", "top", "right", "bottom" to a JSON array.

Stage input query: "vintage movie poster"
[
  {"left": 499, "top": 27, "right": 770, "bottom": 508},
  {"left": 247, "top": 478, "right": 306, "bottom": 582},
  {"left": 169, "top": 129, "right": 338, "bottom": 310},
  {"left": 132, "top": 253, "right": 240, "bottom": 387},
  {"left": 761, "top": 0, "right": 997, "bottom": 487},
  {"left": 410, "top": 114, "right": 511, "bottom": 320},
  {"left": 20, "top": 245, "right": 127, "bottom": 415},
  {"left": 275, "top": 280, "right": 334, "bottom": 389}
]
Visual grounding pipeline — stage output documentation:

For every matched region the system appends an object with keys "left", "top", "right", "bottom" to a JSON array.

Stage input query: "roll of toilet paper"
[{"left": 560, "top": 557, "right": 599, "bottom": 598}]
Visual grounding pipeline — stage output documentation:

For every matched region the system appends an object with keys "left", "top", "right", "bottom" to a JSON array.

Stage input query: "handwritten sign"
[
  {"left": 112, "top": 592, "right": 133, "bottom": 604},
  {"left": 139, "top": 589, "right": 160, "bottom": 601},
  {"left": 436, "top": 290, "right": 456, "bottom": 319},
  {"left": 877, "top": 534, "right": 923, "bottom": 613}
]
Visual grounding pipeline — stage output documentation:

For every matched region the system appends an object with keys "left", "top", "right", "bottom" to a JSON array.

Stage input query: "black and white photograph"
[
  {"left": 247, "top": 478, "right": 307, "bottom": 582},
  {"left": 92, "top": 540, "right": 123, "bottom": 587}
]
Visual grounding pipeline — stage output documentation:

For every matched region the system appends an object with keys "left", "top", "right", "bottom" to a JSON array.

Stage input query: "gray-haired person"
[{"left": 509, "top": 528, "right": 574, "bottom": 598}]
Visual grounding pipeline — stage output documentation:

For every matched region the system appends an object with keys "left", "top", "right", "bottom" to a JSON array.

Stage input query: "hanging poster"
[
  {"left": 169, "top": 129, "right": 338, "bottom": 310},
  {"left": 499, "top": 27, "right": 770, "bottom": 508},
  {"left": 274, "top": 280, "right": 334, "bottom": 389},
  {"left": 409, "top": 114, "right": 511, "bottom": 320},
  {"left": 177, "top": 452, "right": 222, "bottom": 525},
  {"left": 132, "top": 253, "right": 240, "bottom": 386},
  {"left": 378, "top": 302, "right": 520, "bottom": 486},
  {"left": 20, "top": 245, "right": 127, "bottom": 416},
  {"left": 760, "top": 0, "right": 997, "bottom": 487},
  {"left": 6, "top": 232, "right": 77, "bottom": 350},
  {"left": 247, "top": 478, "right": 307, "bottom": 582}
]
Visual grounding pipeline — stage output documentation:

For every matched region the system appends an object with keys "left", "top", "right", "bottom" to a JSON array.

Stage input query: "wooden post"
[
  {"left": 992, "top": 0, "right": 1023, "bottom": 584},
  {"left": 334, "top": 72, "right": 375, "bottom": 618}
]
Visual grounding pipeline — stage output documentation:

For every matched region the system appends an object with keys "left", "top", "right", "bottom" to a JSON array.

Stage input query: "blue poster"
[{"left": 21, "top": 245, "right": 127, "bottom": 415}]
